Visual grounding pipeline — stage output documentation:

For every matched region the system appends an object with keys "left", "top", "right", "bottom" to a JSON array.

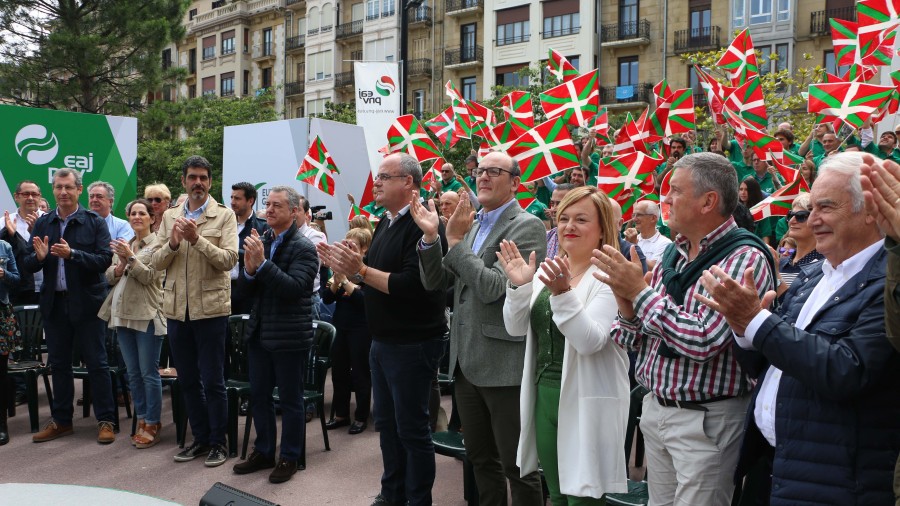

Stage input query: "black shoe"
[
  {"left": 233, "top": 450, "right": 276, "bottom": 475},
  {"left": 205, "top": 444, "right": 228, "bottom": 467},
  {"left": 0, "top": 420, "right": 8, "bottom": 446},
  {"left": 370, "top": 494, "right": 403, "bottom": 506},
  {"left": 239, "top": 400, "right": 249, "bottom": 416},
  {"left": 173, "top": 441, "right": 211, "bottom": 462},
  {"left": 268, "top": 458, "right": 298, "bottom": 484},
  {"left": 325, "top": 417, "right": 350, "bottom": 430},
  {"left": 14, "top": 392, "right": 26, "bottom": 406},
  {"left": 349, "top": 421, "right": 368, "bottom": 435}
]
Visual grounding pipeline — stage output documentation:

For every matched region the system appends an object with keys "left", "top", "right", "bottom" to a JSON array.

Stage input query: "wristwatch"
[
  {"left": 127, "top": 255, "right": 137, "bottom": 264},
  {"left": 350, "top": 265, "right": 366, "bottom": 284}
]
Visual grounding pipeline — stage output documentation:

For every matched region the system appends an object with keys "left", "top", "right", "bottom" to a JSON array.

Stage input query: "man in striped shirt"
[{"left": 593, "top": 152, "right": 776, "bottom": 506}]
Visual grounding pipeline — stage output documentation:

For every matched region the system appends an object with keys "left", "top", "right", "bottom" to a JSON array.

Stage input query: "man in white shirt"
[
  {"left": 1, "top": 180, "right": 45, "bottom": 304},
  {"left": 695, "top": 152, "right": 900, "bottom": 506},
  {"left": 87, "top": 181, "right": 133, "bottom": 241},
  {"left": 624, "top": 200, "right": 672, "bottom": 268}
]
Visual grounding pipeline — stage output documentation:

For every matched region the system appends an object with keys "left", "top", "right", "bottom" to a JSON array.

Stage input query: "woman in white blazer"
[{"left": 497, "top": 186, "right": 630, "bottom": 504}]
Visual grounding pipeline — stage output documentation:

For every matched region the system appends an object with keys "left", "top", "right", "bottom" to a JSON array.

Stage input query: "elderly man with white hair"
[{"left": 625, "top": 200, "right": 672, "bottom": 268}]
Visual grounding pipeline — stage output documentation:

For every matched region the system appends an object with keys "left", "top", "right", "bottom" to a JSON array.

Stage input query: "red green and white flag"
[
  {"left": 750, "top": 176, "right": 810, "bottom": 221},
  {"left": 857, "top": 0, "right": 900, "bottom": 65},
  {"left": 425, "top": 106, "right": 460, "bottom": 149},
  {"left": 842, "top": 63, "right": 879, "bottom": 82},
  {"left": 515, "top": 183, "right": 537, "bottom": 209},
  {"left": 695, "top": 66, "right": 731, "bottom": 124},
  {"left": 506, "top": 117, "right": 580, "bottom": 183},
  {"left": 386, "top": 114, "right": 443, "bottom": 162},
  {"left": 547, "top": 49, "right": 579, "bottom": 83},
  {"left": 451, "top": 98, "right": 474, "bottom": 140},
  {"left": 770, "top": 153, "right": 799, "bottom": 184},
  {"left": 723, "top": 110, "right": 783, "bottom": 162},
  {"left": 807, "top": 82, "right": 897, "bottom": 128},
  {"left": 588, "top": 107, "right": 610, "bottom": 143},
  {"left": 663, "top": 88, "right": 695, "bottom": 134},
  {"left": 498, "top": 90, "right": 534, "bottom": 137},
  {"left": 782, "top": 149, "right": 805, "bottom": 166},
  {"left": 296, "top": 135, "right": 340, "bottom": 196},
  {"left": 861, "top": 23, "right": 899, "bottom": 66},
  {"left": 613, "top": 112, "right": 650, "bottom": 154},
  {"left": 653, "top": 79, "right": 673, "bottom": 107},
  {"left": 716, "top": 28, "right": 759, "bottom": 86},
  {"left": 466, "top": 100, "right": 498, "bottom": 139},
  {"left": 421, "top": 158, "right": 445, "bottom": 192},
  {"left": 641, "top": 104, "right": 669, "bottom": 143},
  {"left": 445, "top": 80, "right": 464, "bottom": 102},
  {"left": 830, "top": 18, "right": 860, "bottom": 67},
  {"left": 482, "top": 121, "right": 518, "bottom": 151},
  {"left": 539, "top": 69, "right": 600, "bottom": 128},
  {"left": 596, "top": 151, "right": 663, "bottom": 202},
  {"left": 723, "top": 76, "right": 767, "bottom": 130}
]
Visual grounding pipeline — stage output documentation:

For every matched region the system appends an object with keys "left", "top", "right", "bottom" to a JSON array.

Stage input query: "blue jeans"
[
  {"left": 116, "top": 323, "right": 163, "bottom": 425},
  {"left": 168, "top": 315, "right": 227, "bottom": 446},
  {"left": 44, "top": 293, "right": 115, "bottom": 425},
  {"left": 370, "top": 338, "right": 445, "bottom": 506},
  {"left": 248, "top": 339, "right": 307, "bottom": 461}
]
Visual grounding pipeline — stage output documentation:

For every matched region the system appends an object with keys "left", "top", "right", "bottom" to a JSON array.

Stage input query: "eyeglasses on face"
[
  {"left": 15, "top": 192, "right": 40, "bottom": 198},
  {"left": 146, "top": 197, "right": 167, "bottom": 204},
  {"left": 473, "top": 166, "right": 512, "bottom": 178},
  {"left": 786, "top": 210, "right": 810, "bottom": 223},
  {"left": 375, "top": 173, "right": 408, "bottom": 182},
  {"left": 779, "top": 247, "right": 796, "bottom": 254},
  {"left": 632, "top": 213, "right": 654, "bottom": 218}
]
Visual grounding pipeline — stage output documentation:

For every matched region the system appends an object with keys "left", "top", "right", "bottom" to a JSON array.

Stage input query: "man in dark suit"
[
  {"left": 23, "top": 168, "right": 115, "bottom": 444},
  {"left": 230, "top": 181, "right": 268, "bottom": 315},
  {"left": 232, "top": 185, "right": 319, "bottom": 484},
  {"left": 414, "top": 151, "right": 547, "bottom": 506}
]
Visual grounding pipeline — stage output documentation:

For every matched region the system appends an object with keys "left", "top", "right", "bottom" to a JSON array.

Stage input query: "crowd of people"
[{"left": 0, "top": 121, "right": 898, "bottom": 506}]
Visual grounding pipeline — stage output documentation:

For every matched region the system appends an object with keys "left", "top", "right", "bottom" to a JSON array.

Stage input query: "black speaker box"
[{"left": 199, "top": 482, "right": 280, "bottom": 506}]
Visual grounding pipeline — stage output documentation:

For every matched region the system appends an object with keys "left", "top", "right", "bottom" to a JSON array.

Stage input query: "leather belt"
[{"left": 655, "top": 395, "right": 734, "bottom": 412}]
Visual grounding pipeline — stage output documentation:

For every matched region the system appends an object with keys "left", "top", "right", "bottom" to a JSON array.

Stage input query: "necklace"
[{"left": 567, "top": 264, "right": 590, "bottom": 280}]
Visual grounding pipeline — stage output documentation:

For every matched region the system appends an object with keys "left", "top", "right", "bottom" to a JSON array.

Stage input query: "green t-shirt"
[
  {"left": 726, "top": 139, "right": 745, "bottom": 166},
  {"left": 734, "top": 163, "right": 755, "bottom": 184},
  {"left": 361, "top": 201, "right": 386, "bottom": 218},
  {"left": 535, "top": 185, "right": 552, "bottom": 206},
  {"left": 441, "top": 178, "right": 462, "bottom": 193},
  {"left": 753, "top": 172, "right": 777, "bottom": 194},
  {"left": 525, "top": 200, "right": 549, "bottom": 222},
  {"left": 862, "top": 142, "right": 900, "bottom": 164},
  {"left": 755, "top": 215, "right": 776, "bottom": 243},
  {"left": 774, "top": 216, "right": 788, "bottom": 244}
]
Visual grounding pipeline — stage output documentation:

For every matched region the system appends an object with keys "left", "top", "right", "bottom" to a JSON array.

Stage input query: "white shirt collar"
[{"left": 820, "top": 239, "right": 884, "bottom": 288}]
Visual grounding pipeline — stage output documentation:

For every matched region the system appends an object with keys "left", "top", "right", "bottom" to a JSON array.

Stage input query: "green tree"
[
  {"left": 0, "top": 0, "right": 190, "bottom": 114},
  {"left": 314, "top": 100, "right": 357, "bottom": 124},
  {"left": 137, "top": 91, "right": 278, "bottom": 199}
]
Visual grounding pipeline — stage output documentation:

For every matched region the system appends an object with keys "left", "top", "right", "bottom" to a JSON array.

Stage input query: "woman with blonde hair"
[
  {"left": 143, "top": 183, "right": 171, "bottom": 233},
  {"left": 98, "top": 198, "right": 166, "bottom": 448},
  {"left": 498, "top": 186, "right": 629, "bottom": 504}
]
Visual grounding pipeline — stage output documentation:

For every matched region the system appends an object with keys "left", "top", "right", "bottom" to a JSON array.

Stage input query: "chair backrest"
[
  {"left": 305, "top": 320, "right": 336, "bottom": 392},
  {"left": 12, "top": 305, "right": 43, "bottom": 362},
  {"left": 227, "top": 314, "right": 252, "bottom": 382},
  {"left": 623, "top": 385, "right": 650, "bottom": 468}
]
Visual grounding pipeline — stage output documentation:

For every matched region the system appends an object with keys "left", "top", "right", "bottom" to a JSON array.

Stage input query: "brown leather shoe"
[
  {"left": 97, "top": 421, "right": 116, "bottom": 444},
  {"left": 33, "top": 420, "right": 74, "bottom": 443}
]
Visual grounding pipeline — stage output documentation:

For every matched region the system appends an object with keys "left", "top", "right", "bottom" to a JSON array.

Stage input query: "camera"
[{"left": 311, "top": 205, "right": 332, "bottom": 221}]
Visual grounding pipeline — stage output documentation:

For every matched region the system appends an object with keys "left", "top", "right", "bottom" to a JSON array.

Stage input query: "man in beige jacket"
[{"left": 152, "top": 155, "right": 238, "bottom": 467}]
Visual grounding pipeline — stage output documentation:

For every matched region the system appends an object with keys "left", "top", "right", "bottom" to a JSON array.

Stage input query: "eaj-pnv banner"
[{"left": 0, "top": 105, "right": 137, "bottom": 216}]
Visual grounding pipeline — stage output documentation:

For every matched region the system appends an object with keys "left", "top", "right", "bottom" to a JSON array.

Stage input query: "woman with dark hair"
[
  {"left": 98, "top": 198, "right": 166, "bottom": 448},
  {"left": 0, "top": 238, "right": 21, "bottom": 445},
  {"left": 739, "top": 177, "right": 774, "bottom": 244}
]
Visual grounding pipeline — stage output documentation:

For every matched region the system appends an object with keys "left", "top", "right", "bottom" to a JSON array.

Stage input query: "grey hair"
[
  {"left": 398, "top": 153, "right": 423, "bottom": 187},
  {"left": 637, "top": 199, "right": 661, "bottom": 217},
  {"left": 53, "top": 168, "right": 82, "bottom": 187},
  {"left": 816, "top": 151, "right": 865, "bottom": 212},
  {"left": 509, "top": 158, "right": 521, "bottom": 177},
  {"left": 673, "top": 152, "right": 738, "bottom": 217},
  {"left": 792, "top": 193, "right": 811, "bottom": 210},
  {"left": 269, "top": 185, "right": 301, "bottom": 210},
  {"left": 88, "top": 181, "right": 115, "bottom": 201}
]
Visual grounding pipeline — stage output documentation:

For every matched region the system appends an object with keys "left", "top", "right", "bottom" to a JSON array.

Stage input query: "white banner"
[{"left": 354, "top": 61, "right": 400, "bottom": 184}]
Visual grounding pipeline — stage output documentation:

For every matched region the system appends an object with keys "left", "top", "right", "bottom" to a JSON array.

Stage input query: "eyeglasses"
[
  {"left": 146, "top": 197, "right": 166, "bottom": 204},
  {"left": 375, "top": 173, "right": 408, "bottom": 182},
  {"left": 786, "top": 210, "right": 810, "bottom": 223},
  {"left": 632, "top": 213, "right": 654, "bottom": 218},
  {"left": 15, "top": 192, "right": 40, "bottom": 198},
  {"left": 473, "top": 166, "right": 512, "bottom": 178},
  {"left": 779, "top": 247, "right": 796, "bottom": 254}
]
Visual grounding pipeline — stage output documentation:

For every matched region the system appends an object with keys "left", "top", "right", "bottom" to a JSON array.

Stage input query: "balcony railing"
[
  {"left": 498, "top": 34, "right": 530, "bottom": 46},
  {"left": 336, "top": 20, "right": 364, "bottom": 39},
  {"left": 810, "top": 7, "right": 856, "bottom": 36},
  {"left": 409, "top": 5, "right": 432, "bottom": 25},
  {"left": 693, "top": 91, "right": 707, "bottom": 107},
  {"left": 336, "top": 70, "right": 355, "bottom": 87},
  {"left": 350, "top": 49, "right": 363, "bottom": 60},
  {"left": 162, "top": 59, "right": 175, "bottom": 70},
  {"left": 252, "top": 42, "right": 274, "bottom": 59},
  {"left": 286, "top": 0, "right": 304, "bottom": 6},
  {"left": 601, "top": 19, "right": 650, "bottom": 42},
  {"left": 381, "top": 8, "right": 395, "bottom": 17},
  {"left": 600, "top": 83, "right": 653, "bottom": 105},
  {"left": 674, "top": 26, "right": 721, "bottom": 53},
  {"left": 446, "top": 0, "right": 483, "bottom": 14},
  {"left": 285, "top": 81, "right": 305, "bottom": 96},
  {"left": 543, "top": 26, "right": 580, "bottom": 39},
  {"left": 366, "top": 12, "right": 379, "bottom": 20},
  {"left": 445, "top": 45, "right": 483, "bottom": 66},
  {"left": 408, "top": 58, "right": 432, "bottom": 78},
  {"left": 286, "top": 34, "right": 305, "bottom": 51}
]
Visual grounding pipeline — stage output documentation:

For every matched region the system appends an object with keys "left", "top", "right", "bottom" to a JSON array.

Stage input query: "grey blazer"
[{"left": 419, "top": 201, "right": 547, "bottom": 387}]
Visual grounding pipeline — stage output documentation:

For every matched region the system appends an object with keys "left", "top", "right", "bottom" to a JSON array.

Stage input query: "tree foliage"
[
  {"left": 137, "top": 91, "right": 278, "bottom": 199},
  {"left": 0, "top": 0, "right": 190, "bottom": 114}
]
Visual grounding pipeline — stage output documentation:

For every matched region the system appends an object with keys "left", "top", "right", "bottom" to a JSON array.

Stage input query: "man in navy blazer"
[
  {"left": 23, "top": 168, "right": 115, "bottom": 444},
  {"left": 697, "top": 152, "right": 900, "bottom": 506}
]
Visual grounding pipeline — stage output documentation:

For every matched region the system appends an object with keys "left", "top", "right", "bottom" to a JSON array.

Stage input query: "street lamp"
[{"left": 399, "top": 0, "right": 424, "bottom": 115}]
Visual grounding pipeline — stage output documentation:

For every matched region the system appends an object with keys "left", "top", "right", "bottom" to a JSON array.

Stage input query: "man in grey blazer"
[{"left": 412, "top": 151, "right": 547, "bottom": 506}]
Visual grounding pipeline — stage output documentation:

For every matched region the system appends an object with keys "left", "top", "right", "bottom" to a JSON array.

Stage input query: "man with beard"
[{"left": 230, "top": 181, "right": 268, "bottom": 314}]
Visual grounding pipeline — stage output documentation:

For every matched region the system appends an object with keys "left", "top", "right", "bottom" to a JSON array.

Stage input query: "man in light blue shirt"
[{"left": 87, "top": 181, "right": 133, "bottom": 241}]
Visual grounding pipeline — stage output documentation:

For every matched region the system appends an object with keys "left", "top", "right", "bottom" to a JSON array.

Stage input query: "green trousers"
[{"left": 535, "top": 382, "right": 605, "bottom": 506}]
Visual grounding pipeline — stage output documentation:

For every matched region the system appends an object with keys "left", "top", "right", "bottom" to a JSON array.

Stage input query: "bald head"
[{"left": 439, "top": 190, "right": 459, "bottom": 219}]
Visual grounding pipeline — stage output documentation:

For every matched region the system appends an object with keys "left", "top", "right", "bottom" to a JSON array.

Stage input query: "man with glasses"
[
  {"left": 2, "top": 180, "right": 45, "bottom": 305},
  {"left": 545, "top": 183, "right": 574, "bottom": 258},
  {"left": 87, "top": 181, "right": 133, "bottom": 242},
  {"left": 23, "top": 168, "right": 116, "bottom": 444},
  {"left": 625, "top": 200, "right": 672, "bottom": 268},
  {"left": 438, "top": 162, "right": 463, "bottom": 193},
  {"left": 414, "top": 151, "right": 547, "bottom": 506},
  {"left": 316, "top": 153, "right": 448, "bottom": 506}
]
